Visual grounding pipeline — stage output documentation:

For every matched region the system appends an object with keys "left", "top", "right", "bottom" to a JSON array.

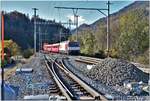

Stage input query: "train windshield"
[{"left": 69, "top": 42, "right": 80, "bottom": 47}]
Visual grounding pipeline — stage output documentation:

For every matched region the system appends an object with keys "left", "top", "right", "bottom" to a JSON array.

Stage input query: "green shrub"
[
  {"left": 110, "top": 49, "right": 119, "bottom": 58},
  {"left": 94, "top": 50, "right": 106, "bottom": 59},
  {"left": 136, "top": 55, "right": 149, "bottom": 65},
  {"left": 22, "top": 49, "right": 33, "bottom": 59},
  {"left": 1, "top": 59, "right": 8, "bottom": 67}
]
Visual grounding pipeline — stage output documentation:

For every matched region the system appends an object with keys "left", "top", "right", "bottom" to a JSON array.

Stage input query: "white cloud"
[{"left": 67, "top": 15, "right": 86, "bottom": 25}]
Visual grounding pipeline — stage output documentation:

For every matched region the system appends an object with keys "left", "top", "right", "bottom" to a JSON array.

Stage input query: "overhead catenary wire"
[{"left": 55, "top": 1, "right": 111, "bottom": 57}]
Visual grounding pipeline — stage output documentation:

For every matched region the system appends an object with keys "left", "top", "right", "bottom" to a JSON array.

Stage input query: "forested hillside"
[
  {"left": 4, "top": 11, "right": 69, "bottom": 50},
  {"left": 70, "top": 1, "right": 149, "bottom": 64}
]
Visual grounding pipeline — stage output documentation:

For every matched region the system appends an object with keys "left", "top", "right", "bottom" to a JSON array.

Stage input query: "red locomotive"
[{"left": 43, "top": 41, "right": 80, "bottom": 54}]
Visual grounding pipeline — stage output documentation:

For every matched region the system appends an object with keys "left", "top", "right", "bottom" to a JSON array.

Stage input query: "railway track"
[
  {"left": 44, "top": 54, "right": 108, "bottom": 101},
  {"left": 44, "top": 55, "right": 67, "bottom": 100},
  {"left": 46, "top": 53, "right": 100, "bottom": 65},
  {"left": 74, "top": 56, "right": 100, "bottom": 65}
]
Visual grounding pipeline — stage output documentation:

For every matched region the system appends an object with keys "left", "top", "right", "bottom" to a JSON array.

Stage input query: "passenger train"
[{"left": 43, "top": 41, "right": 80, "bottom": 55}]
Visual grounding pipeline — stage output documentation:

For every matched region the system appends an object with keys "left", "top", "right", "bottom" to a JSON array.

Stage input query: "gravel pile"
[
  {"left": 63, "top": 57, "right": 149, "bottom": 100},
  {"left": 86, "top": 58, "right": 149, "bottom": 86},
  {"left": 62, "top": 58, "right": 128, "bottom": 99}
]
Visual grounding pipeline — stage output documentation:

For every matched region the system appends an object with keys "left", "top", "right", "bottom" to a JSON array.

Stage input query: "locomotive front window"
[{"left": 69, "top": 42, "right": 79, "bottom": 47}]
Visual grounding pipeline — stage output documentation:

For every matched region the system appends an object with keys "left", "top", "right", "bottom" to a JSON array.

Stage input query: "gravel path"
[{"left": 5, "top": 54, "right": 55, "bottom": 99}]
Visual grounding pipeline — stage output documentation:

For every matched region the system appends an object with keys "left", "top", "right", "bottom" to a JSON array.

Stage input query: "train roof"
[{"left": 43, "top": 40, "right": 79, "bottom": 46}]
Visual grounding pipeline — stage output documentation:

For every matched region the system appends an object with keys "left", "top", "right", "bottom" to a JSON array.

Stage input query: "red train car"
[
  {"left": 43, "top": 41, "right": 80, "bottom": 54},
  {"left": 51, "top": 44, "right": 59, "bottom": 53},
  {"left": 43, "top": 43, "right": 59, "bottom": 53}
]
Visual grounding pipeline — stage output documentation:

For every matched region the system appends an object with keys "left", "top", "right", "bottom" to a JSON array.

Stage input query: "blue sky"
[{"left": 1, "top": 0, "right": 134, "bottom": 26}]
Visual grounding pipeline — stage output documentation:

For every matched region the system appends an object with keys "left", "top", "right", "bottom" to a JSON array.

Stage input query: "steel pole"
[
  {"left": 60, "top": 27, "right": 62, "bottom": 42},
  {"left": 38, "top": 26, "right": 40, "bottom": 54},
  {"left": 34, "top": 10, "right": 36, "bottom": 56},
  {"left": 1, "top": 11, "right": 4, "bottom": 101},
  {"left": 75, "top": 15, "right": 78, "bottom": 41},
  {"left": 32, "top": 8, "right": 38, "bottom": 56},
  {"left": 69, "top": 19, "right": 71, "bottom": 36},
  {"left": 107, "top": 1, "right": 110, "bottom": 57}
]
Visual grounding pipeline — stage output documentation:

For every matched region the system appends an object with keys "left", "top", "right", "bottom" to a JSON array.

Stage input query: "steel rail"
[
  {"left": 51, "top": 61, "right": 74, "bottom": 98},
  {"left": 47, "top": 55, "right": 76, "bottom": 98},
  {"left": 55, "top": 58, "right": 108, "bottom": 101},
  {"left": 44, "top": 56, "right": 72, "bottom": 101},
  {"left": 75, "top": 58, "right": 98, "bottom": 65}
]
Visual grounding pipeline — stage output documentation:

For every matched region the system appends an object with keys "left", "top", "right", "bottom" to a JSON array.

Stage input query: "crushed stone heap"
[{"left": 87, "top": 58, "right": 149, "bottom": 86}]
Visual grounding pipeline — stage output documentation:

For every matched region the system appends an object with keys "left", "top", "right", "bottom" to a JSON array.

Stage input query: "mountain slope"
[
  {"left": 70, "top": 1, "right": 149, "bottom": 64},
  {"left": 72, "top": 1, "right": 149, "bottom": 33}
]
